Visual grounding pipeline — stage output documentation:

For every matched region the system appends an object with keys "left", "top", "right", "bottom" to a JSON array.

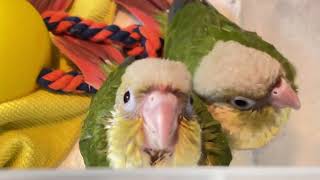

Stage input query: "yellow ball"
[{"left": 0, "top": 0, "right": 51, "bottom": 103}]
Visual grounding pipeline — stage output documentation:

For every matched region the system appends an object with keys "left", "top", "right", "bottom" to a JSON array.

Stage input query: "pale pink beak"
[
  {"left": 142, "top": 90, "right": 180, "bottom": 150},
  {"left": 269, "top": 78, "right": 301, "bottom": 110}
]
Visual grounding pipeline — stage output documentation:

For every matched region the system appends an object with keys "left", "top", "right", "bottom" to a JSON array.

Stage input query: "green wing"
[
  {"left": 165, "top": 2, "right": 296, "bottom": 86},
  {"left": 79, "top": 59, "right": 133, "bottom": 167},
  {"left": 193, "top": 94, "right": 232, "bottom": 165}
]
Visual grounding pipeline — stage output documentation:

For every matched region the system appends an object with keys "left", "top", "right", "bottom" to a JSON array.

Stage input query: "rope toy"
[
  {"left": 37, "top": 11, "right": 163, "bottom": 94},
  {"left": 42, "top": 11, "right": 162, "bottom": 58},
  {"left": 37, "top": 68, "right": 97, "bottom": 94}
]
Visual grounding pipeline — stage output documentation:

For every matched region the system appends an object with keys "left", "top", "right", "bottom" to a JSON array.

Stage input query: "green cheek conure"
[
  {"left": 164, "top": 0, "right": 301, "bottom": 149},
  {"left": 79, "top": 58, "right": 232, "bottom": 168}
]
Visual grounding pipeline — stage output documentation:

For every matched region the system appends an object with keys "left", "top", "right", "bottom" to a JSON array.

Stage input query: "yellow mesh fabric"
[{"left": 0, "top": 90, "right": 90, "bottom": 168}]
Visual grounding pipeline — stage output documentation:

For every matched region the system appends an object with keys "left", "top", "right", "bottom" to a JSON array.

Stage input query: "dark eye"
[
  {"left": 190, "top": 97, "right": 194, "bottom": 105},
  {"left": 123, "top": 89, "right": 136, "bottom": 112},
  {"left": 231, "top": 96, "right": 256, "bottom": 110},
  {"left": 123, "top": 91, "right": 130, "bottom": 103},
  {"left": 185, "top": 96, "right": 194, "bottom": 120}
]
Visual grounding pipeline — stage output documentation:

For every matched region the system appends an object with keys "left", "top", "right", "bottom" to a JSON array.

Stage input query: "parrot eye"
[
  {"left": 190, "top": 97, "right": 194, "bottom": 105},
  {"left": 185, "top": 96, "right": 194, "bottom": 120},
  {"left": 124, "top": 91, "right": 130, "bottom": 103},
  {"left": 231, "top": 96, "right": 256, "bottom": 110},
  {"left": 123, "top": 90, "right": 136, "bottom": 112}
]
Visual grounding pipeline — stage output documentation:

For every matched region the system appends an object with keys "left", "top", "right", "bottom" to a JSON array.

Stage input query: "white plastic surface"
[{"left": 1, "top": 168, "right": 320, "bottom": 180}]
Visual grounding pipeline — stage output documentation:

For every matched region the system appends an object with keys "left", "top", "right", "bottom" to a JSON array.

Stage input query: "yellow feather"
[
  {"left": 173, "top": 120, "right": 201, "bottom": 166},
  {"left": 107, "top": 114, "right": 145, "bottom": 168},
  {"left": 208, "top": 104, "right": 290, "bottom": 149}
]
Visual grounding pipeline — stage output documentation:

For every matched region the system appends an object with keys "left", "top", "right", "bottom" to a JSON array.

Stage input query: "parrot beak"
[
  {"left": 269, "top": 78, "right": 301, "bottom": 110},
  {"left": 142, "top": 90, "right": 180, "bottom": 151}
]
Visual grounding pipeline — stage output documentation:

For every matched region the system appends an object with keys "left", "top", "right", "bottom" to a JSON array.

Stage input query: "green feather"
[
  {"left": 193, "top": 94, "right": 232, "bottom": 165},
  {"left": 79, "top": 58, "right": 134, "bottom": 167},
  {"left": 155, "top": 12, "right": 169, "bottom": 38},
  {"left": 164, "top": 2, "right": 296, "bottom": 87}
]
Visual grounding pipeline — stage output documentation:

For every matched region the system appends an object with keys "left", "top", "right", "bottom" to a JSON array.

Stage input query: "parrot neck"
[
  {"left": 107, "top": 112, "right": 201, "bottom": 167},
  {"left": 208, "top": 105, "right": 291, "bottom": 149}
]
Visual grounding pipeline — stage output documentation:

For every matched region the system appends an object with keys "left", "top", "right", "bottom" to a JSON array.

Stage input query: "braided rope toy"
[
  {"left": 43, "top": 11, "right": 162, "bottom": 58},
  {"left": 38, "top": 68, "right": 97, "bottom": 94},
  {"left": 37, "top": 11, "right": 163, "bottom": 94}
]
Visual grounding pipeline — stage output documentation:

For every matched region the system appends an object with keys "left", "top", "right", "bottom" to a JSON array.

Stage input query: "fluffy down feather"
[
  {"left": 118, "top": 58, "right": 192, "bottom": 96},
  {"left": 194, "top": 40, "right": 284, "bottom": 100}
]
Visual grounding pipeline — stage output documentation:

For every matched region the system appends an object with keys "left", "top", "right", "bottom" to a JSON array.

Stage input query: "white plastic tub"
[{"left": 1, "top": 168, "right": 320, "bottom": 180}]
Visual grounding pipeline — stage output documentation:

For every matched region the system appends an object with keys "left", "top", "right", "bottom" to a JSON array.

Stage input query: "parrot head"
[
  {"left": 193, "top": 40, "right": 300, "bottom": 149},
  {"left": 107, "top": 59, "right": 201, "bottom": 167}
]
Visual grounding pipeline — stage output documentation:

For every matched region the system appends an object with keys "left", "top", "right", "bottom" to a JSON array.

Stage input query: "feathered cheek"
[{"left": 107, "top": 117, "right": 146, "bottom": 167}]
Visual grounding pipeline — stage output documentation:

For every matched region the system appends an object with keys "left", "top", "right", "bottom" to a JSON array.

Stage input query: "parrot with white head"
[
  {"left": 80, "top": 58, "right": 232, "bottom": 167},
  {"left": 164, "top": 0, "right": 301, "bottom": 149}
]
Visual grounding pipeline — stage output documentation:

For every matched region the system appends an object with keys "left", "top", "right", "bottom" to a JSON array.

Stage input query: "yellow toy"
[
  {"left": 0, "top": 0, "right": 116, "bottom": 168},
  {"left": 0, "top": 0, "right": 51, "bottom": 103}
]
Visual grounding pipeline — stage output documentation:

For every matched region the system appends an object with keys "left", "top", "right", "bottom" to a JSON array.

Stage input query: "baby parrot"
[
  {"left": 165, "top": 0, "right": 301, "bottom": 149},
  {"left": 80, "top": 58, "right": 232, "bottom": 168}
]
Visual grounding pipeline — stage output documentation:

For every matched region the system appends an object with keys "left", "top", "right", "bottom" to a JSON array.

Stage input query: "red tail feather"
[
  {"left": 62, "top": 36, "right": 125, "bottom": 64},
  {"left": 47, "top": 0, "right": 73, "bottom": 11},
  {"left": 28, "top": 0, "right": 73, "bottom": 13},
  {"left": 115, "top": 0, "right": 169, "bottom": 34},
  {"left": 116, "top": 0, "right": 159, "bottom": 15},
  {"left": 102, "top": 45, "right": 125, "bottom": 64},
  {"left": 52, "top": 36, "right": 124, "bottom": 89},
  {"left": 148, "top": 0, "right": 170, "bottom": 11}
]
